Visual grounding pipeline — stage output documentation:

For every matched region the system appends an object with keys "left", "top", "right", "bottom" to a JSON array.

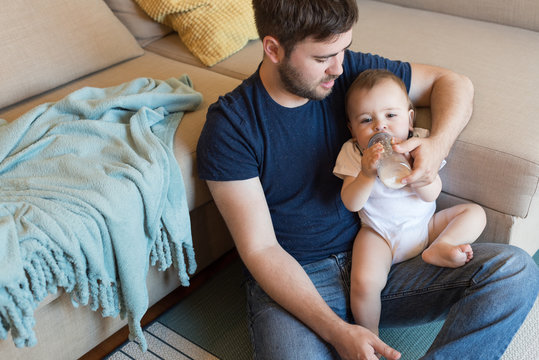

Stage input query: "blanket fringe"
[
  {"left": 150, "top": 225, "right": 197, "bottom": 287},
  {"left": 1, "top": 226, "right": 195, "bottom": 348},
  {"left": 0, "top": 242, "right": 123, "bottom": 347},
  {"left": 0, "top": 283, "right": 37, "bottom": 347}
]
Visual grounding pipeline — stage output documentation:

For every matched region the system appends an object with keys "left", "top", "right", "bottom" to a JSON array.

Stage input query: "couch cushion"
[
  {"left": 0, "top": 52, "right": 242, "bottom": 212},
  {"left": 352, "top": 0, "right": 539, "bottom": 219},
  {"left": 0, "top": 0, "right": 144, "bottom": 110},
  {"left": 146, "top": 34, "right": 263, "bottom": 80},
  {"left": 105, "top": 0, "right": 173, "bottom": 46},
  {"left": 372, "top": 0, "right": 539, "bottom": 32}
]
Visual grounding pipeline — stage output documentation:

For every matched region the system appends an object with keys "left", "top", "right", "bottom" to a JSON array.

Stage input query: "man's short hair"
[{"left": 253, "top": 0, "right": 358, "bottom": 55}]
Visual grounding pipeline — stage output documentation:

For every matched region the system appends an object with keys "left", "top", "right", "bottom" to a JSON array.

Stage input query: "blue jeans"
[{"left": 246, "top": 243, "right": 539, "bottom": 359}]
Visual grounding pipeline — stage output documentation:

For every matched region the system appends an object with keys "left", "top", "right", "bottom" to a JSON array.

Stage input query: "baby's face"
[{"left": 347, "top": 79, "right": 413, "bottom": 151}]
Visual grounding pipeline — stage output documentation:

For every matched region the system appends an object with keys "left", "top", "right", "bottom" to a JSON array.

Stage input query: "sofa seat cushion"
[
  {"left": 0, "top": 52, "right": 241, "bottom": 211},
  {"left": 352, "top": 0, "right": 539, "bottom": 220},
  {"left": 146, "top": 34, "right": 263, "bottom": 80},
  {"left": 0, "top": 0, "right": 145, "bottom": 110}
]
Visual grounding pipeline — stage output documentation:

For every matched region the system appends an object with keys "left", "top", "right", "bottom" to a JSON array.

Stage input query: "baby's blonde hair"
[{"left": 345, "top": 69, "right": 413, "bottom": 122}]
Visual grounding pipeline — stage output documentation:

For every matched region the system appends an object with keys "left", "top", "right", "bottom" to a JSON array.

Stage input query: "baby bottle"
[{"left": 367, "top": 132, "right": 411, "bottom": 189}]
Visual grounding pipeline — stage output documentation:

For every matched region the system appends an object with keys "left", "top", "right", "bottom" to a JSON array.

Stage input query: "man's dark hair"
[{"left": 252, "top": 0, "right": 359, "bottom": 55}]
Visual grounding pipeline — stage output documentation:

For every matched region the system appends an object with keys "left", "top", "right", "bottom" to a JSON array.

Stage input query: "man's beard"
[{"left": 278, "top": 59, "right": 337, "bottom": 101}]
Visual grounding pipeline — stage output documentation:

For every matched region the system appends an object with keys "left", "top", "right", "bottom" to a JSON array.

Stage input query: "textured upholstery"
[{"left": 0, "top": 0, "right": 143, "bottom": 109}]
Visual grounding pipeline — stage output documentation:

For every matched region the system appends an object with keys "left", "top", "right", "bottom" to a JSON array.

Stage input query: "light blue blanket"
[{"left": 0, "top": 76, "right": 201, "bottom": 351}]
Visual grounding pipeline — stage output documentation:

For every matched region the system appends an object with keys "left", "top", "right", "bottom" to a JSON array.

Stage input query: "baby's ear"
[{"left": 408, "top": 109, "right": 415, "bottom": 128}]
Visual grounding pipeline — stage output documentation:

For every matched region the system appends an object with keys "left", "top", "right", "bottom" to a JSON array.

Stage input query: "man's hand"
[
  {"left": 393, "top": 136, "right": 445, "bottom": 187},
  {"left": 331, "top": 323, "right": 401, "bottom": 360}
]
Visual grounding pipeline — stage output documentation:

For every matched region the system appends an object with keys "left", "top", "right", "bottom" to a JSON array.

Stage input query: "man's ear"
[{"left": 262, "top": 35, "right": 284, "bottom": 64}]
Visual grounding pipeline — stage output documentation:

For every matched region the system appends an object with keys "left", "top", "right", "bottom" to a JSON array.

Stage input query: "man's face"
[{"left": 277, "top": 30, "right": 353, "bottom": 101}]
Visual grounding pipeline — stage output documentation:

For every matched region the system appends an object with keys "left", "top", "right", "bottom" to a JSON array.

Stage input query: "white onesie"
[{"left": 334, "top": 136, "right": 438, "bottom": 264}]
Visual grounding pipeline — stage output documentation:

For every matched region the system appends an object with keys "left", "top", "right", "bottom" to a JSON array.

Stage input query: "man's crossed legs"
[{"left": 246, "top": 243, "right": 539, "bottom": 360}]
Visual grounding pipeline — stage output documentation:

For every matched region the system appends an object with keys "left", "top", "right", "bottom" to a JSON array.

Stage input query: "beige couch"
[{"left": 0, "top": 0, "right": 537, "bottom": 359}]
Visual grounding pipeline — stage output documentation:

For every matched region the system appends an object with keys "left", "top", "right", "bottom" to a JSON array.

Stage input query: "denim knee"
[
  {"left": 510, "top": 246, "right": 539, "bottom": 293},
  {"left": 477, "top": 244, "right": 539, "bottom": 299}
]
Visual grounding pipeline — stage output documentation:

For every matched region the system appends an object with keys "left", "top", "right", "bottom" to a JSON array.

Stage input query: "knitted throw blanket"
[
  {"left": 135, "top": 0, "right": 258, "bottom": 66},
  {"left": 0, "top": 76, "right": 200, "bottom": 351}
]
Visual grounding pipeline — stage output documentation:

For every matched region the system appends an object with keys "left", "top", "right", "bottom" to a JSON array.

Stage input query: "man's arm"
[
  {"left": 206, "top": 178, "right": 401, "bottom": 360},
  {"left": 396, "top": 63, "right": 474, "bottom": 187}
]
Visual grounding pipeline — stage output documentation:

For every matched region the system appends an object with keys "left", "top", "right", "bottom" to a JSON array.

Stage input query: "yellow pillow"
[{"left": 136, "top": 0, "right": 259, "bottom": 66}]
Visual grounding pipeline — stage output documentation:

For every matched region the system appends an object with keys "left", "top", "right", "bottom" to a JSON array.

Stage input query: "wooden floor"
[{"left": 80, "top": 249, "right": 240, "bottom": 360}]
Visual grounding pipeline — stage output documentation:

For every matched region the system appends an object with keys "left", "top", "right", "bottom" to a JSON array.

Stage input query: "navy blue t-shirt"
[{"left": 197, "top": 50, "right": 411, "bottom": 265}]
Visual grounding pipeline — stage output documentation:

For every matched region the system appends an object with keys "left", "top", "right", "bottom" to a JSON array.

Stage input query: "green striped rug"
[
  {"left": 107, "top": 251, "right": 539, "bottom": 360},
  {"left": 107, "top": 260, "right": 250, "bottom": 360}
]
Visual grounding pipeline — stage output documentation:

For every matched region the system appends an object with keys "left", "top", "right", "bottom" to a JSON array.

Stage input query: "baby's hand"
[{"left": 361, "top": 143, "right": 382, "bottom": 178}]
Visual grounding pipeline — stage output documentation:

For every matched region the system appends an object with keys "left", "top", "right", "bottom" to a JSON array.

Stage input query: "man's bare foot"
[{"left": 422, "top": 242, "right": 473, "bottom": 268}]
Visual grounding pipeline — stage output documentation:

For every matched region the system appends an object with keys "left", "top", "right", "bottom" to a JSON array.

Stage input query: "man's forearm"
[
  {"left": 241, "top": 243, "right": 346, "bottom": 343},
  {"left": 207, "top": 178, "right": 346, "bottom": 342},
  {"left": 428, "top": 71, "right": 474, "bottom": 157},
  {"left": 242, "top": 243, "right": 401, "bottom": 360},
  {"left": 401, "top": 64, "right": 474, "bottom": 185}
]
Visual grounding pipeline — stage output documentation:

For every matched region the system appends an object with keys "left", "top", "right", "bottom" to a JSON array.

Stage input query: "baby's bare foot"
[{"left": 422, "top": 242, "right": 473, "bottom": 268}]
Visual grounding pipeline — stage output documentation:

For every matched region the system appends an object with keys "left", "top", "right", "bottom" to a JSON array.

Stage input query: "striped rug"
[
  {"left": 106, "top": 259, "right": 251, "bottom": 360},
  {"left": 106, "top": 251, "right": 539, "bottom": 360},
  {"left": 106, "top": 322, "right": 219, "bottom": 360}
]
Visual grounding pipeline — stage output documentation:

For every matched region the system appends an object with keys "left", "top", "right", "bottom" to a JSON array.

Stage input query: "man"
[{"left": 197, "top": 0, "right": 539, "bottom": 359}]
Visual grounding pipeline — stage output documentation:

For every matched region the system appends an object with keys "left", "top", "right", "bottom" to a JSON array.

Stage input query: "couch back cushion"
[
  {"left": 372, "top": 0, "right": 539, "bottom": 32},
  {"left": 104, "top": 0, "right": 173, "bottom": 47},
  {"left": 0, "top": 0, "right": 144, "bottom": 109}
]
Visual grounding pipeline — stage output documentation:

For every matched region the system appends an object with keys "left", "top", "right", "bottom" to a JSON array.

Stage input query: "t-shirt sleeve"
[
  {"left": 196, "top": 97, "right": 260, "bottom": 181},
  {"left": 333, "top": 140, "right": 362, "bottom": 179}
]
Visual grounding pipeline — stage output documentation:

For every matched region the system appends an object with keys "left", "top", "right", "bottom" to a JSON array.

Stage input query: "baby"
[{"left": 333, "top": 69, "right": 487, "bottom": 334}]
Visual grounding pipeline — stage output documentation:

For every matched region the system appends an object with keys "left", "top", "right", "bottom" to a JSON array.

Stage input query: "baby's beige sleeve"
[{"left": 333, "top": 140, "right": 362, "bottom": 179}]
